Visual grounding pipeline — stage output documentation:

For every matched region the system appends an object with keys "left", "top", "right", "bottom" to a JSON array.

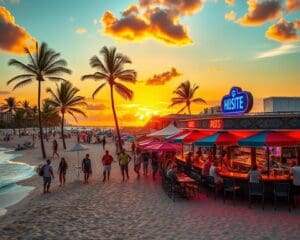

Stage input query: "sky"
[{"left": 0, "top": 0, "right": 299, "bottom": 126}]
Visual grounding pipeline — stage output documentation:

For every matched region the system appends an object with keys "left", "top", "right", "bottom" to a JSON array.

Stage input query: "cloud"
[
  {"left": 286, "top": 0, "right": 300, "bottom": 12},
  {"left": 0, "top": 90, "right": 10, "bottom": 95},
  {"left": 295, "top": 19, "right": 300, "bottom": 29},
  {"left": 145, "top": 67, "right": 181, "bottom": 85},
  {"left": 256, "top": 43, "right": 300, "bottom": 59},
  {"left": 225, "top": 0, "right": 235, "bottom": 6},
  {"left": 266, "top": 18, "right": 299, "bottom": 42},
  {"left": 75, "top": 28, "right": 87, "bottom": 34},
  {"left": 0, "top": 7, "right": 36, "bottom": 54},
  {"left": 100, "top": 0, "right": 204, "bottom": 45},
  {"left": 225, "top": 10, "right": 236, "bottom": 21},
  {"left": 86, "top": 103, "right": 107, "bottom": 111},
  {"left": 238, "top": 0, "right": 282, "bottom": 26}
]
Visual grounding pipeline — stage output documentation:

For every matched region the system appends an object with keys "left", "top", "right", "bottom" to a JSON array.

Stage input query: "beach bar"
[{"left": 156, "top": 87, "right": 300, "bottom": 187}]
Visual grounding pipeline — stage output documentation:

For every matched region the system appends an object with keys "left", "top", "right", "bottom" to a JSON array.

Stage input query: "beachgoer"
[
  {"left": 185, "top": 152, "right": 193, "bottom": 174},
  {"left": 118, "top": 149, "right": 131, "bottom": 181},
  {"left": 102, "top": 150, "right": 113, "bottom": 182},
  {"left": 151, "top": 152, "right": 159, "bottom": 180},
  {"left": 202, "top": 157, "right": 212, "bottom": 176},
  {"left": 209, "top": 161, "right": 223, "bottom": 187},
  {"left": 248, "top": 165, "right": 261, "bottom": 183},
  {"left": 167, "top": 165, "right": 177, "bottom": 182},
  {"left": 42, "top": 159, "right": 54, "bottom": 193},
  {"left": 133, "top": 150, "right": 142, "bottom": 178},
  {"left": 52, "top": 139, "right": 59, "bottom": 159},
  {"left": 102, "top": 136, "right": 106, "bottom": 150},
  {"left": 142, "top": 152, "right": 149, "bottom": 176},
  {"left": 58, "top": 157, "right": 68, "bottom": 186},
  {"left": 82, "top": 154, "right": 92, "bottom": 184},
  {"left": 290, "top": 161, "right": 300, "bottom": 206},
  {"left": 131, "top": 141, "right": 136, "bottom": 153}
]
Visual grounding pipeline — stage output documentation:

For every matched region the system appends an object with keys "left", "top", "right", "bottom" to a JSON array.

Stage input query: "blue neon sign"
[{"left": 221, "top": 87, "right": 253, "bottom": 115}]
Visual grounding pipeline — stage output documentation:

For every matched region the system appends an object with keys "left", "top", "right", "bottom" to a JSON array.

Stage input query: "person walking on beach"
[
  {"left": 142, "top": 152, "right": 149, "bottom": 176},
  {"left": 102, "top": 150, "right": 113, "bottom": 182},
  {"left": 42, "top": 159, "right": 54, "bottom": 193},
  {"left": 118, "top": 149, "right": 131, "bottom": 181},
  {"left": 133, "top": 150, "right": 142, "bottom": 178},
  {"left": 52, "top": 139, "right": 59, "bottom": 159},
  {"left": 131, "top": 141, "right": 136, "bottom": 154},
  {"left": 151, "top": 152, "right": 159, "bottom": 180},
  {"left": 82, "top": 154, "right": 92, "bottom": 184},
  {"left": 102, "top": 136, "right": 106, "bottom": 150},
  {"left": 58, "top": 157, "right": 68, "bottom": 187}
]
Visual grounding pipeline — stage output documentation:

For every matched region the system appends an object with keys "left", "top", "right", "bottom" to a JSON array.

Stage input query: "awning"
[
  {"left": 238, "top": 131, "right": 300, "bottom": 147},
  {"left": 147, "top": 123, "right": 181, "bottom": 137},
  {"left": 164, "top": 130, "right": 190, "bottom": 141},
  {"left": 144, "top": 142, "right": 182, "bottom": 151},
  {"left": 175, "top": 130, "right": 215, "bottom": 144},
  {"left": 194, "top": 131, "right": 255, "bottom": 147},
  {"left": 137, "top": 139, "right": 159, "bottom": 148}
]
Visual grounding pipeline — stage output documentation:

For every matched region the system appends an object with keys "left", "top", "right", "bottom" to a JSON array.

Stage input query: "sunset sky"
[{"left": 0, "top": 0, "right": 300, "bottom": 126}]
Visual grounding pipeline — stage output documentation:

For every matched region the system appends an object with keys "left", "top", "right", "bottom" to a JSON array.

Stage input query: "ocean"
[{"left": 0, "top": 147, "right": 35, "bottom": 216}]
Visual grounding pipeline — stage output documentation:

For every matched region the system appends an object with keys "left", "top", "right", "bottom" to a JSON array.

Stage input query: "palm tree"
[
  {"left": 1, "top": 97, "right": 19, "bottom": 127},
  {"left": 169, "top": 80, "right": 206, "bottom": 115},
  {"left": 41, "top": 99, "right": 61, "bottom": 136},
  {"left": 81, "top": 46, "right": 136, "bottom": 151},
  {"left": 47, "top": 82, "right": 87, "bottom": 149},
  {"left": 7, "top": 42, "right": 71, "bottom": 158},
  {"left": 21, "top": 100, "right": 32, "bottom": 130}
]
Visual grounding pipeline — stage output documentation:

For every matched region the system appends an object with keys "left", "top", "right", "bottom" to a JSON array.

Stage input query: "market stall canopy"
[
  {"left": 147, "top": 123, "right": 181, "bottom": 137},
  {"left": 137, "top": 139, "right": 159, "bottom": 148},
  {"left": 194, "top": 131, "right": 255, "bottom": 147},
  {"left": 144, "top": 142, "right": 182, "bottom": 151},
  {"left": 238, "top": 131, "right": 300, "bottom": 147},
  {"left": 164, "top": 130, "right": 190, "bottom": 141},
  {"left": 122, "top": 135, "right": 136, "bottom": 141}
]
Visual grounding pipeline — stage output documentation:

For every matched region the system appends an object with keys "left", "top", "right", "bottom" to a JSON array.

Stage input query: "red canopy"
[{"left": 144, "top": 142, "right": 182, "bottom": 151}]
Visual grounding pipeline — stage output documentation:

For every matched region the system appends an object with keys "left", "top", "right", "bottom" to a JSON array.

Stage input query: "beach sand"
[{"left": 0, "top": 135, "right": 300, "bottom": 239}]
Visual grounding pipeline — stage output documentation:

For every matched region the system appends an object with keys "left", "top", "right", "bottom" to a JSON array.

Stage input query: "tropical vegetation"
[
  {"left": 169, "top": 80, "right": 206, "bottom": 115},
  {"left": 7, "top": 42, "right": 71, "bottom": 158},
  {"left": 81, "top": 46, "right": 136, "bottom": 151},
  {"left": 46, "top": 82, "right": 87, "bottom": 149}
]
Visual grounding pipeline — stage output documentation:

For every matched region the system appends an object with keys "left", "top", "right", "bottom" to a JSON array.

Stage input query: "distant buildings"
[
  {"left": 264, "top": 97, "right": 300, "bottom": 113},
  {"left": 0, "top": 108, "right": 12, "bottom": 123}
]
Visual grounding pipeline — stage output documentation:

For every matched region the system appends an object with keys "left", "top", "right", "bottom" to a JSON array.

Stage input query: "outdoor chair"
[
  {"left": 223, "top": 178, "right": 240, "bottom": 205},
  {"left": 248, "top": 182, "right": 265, "bottom": 209},
  {"left": 274, "top": 183, "right": 291, "bottom": 211},
  {"left": 206, "top": 176, "right": 217, "bottom": 200}
]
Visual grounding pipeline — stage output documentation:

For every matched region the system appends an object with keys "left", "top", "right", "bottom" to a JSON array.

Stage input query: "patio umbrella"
[
  {"left": 122, "top": 135, "right": 136, "bottom": 141},
  {"left": 66, "top": 143, "right": 89, "bottom": 178},
  {"left": 179, "top": 130, "right": 215, "bottom": 143},
  {"left": 144, "top": 142, "right": 182, "bottom": 152}
]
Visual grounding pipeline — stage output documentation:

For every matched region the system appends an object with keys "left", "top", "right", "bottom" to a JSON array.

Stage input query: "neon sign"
[
  {"left": 187, "top": 120, "right": 196, "bottom": 128},
  {"left": 221, "top": 87, "right": 253, "bottom": 115},
  {"left": 209, "top": 119, "right": 223, "bottom": 129}
]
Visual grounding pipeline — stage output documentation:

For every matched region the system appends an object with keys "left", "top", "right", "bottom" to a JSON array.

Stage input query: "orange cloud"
[
  {"left": 266, "top": 18, "right": 300, "bottom": 42},
  {"left": 225, "top": 10, "right": 236, "bottom": 21},
  {"left": 286, "top": 0, "right": 300, "bottom": 13},
  {"left": 295, "top": 19, "right": 300, "bottom": 30},
  {"left": 238, "top": 0, "right": 282, "bottom": 26},
  {"left": 146, "top": 67, "right": 181, "bottom": 85},
  {"left": 0, "top": 6, "right": 36, "bottom": 54},
  {"left": 225, "top": 0, "right": 235, "bottom": 6},
  {"left": 101, "top": 0, "right": 204, "bottom": 45},
  {"left": 0, "top": 90, "right": 10, "bottom": 95},
  {"left": 86, "top": 103, "right": 107, "bottom": 111}
]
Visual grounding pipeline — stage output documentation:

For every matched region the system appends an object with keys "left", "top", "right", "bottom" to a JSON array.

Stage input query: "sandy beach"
[{"left": 0, "top": 135, "right": 300, "bottom": 240}]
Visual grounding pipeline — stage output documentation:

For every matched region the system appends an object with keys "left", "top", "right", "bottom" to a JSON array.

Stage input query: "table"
[{"left": 176, "top": 174, "right": 196, "bottom": 199}]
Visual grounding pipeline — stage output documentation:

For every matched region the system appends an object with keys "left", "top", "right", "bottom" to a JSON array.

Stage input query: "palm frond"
[
  {"left": 92, "top": 83, "right": 106, "bottom": 99},
  {"left": 192, "top": 97, "right": 207, "bottom": 104},
  {"left": 8, "top": 59, "right": 37, "bottom": 74},
  {"left": 12, "top": 79, "right": 33, "bottom": 90},
  {"left": 114, "top": 82, "right": 133, "bottom": 100},
  {"left": 7, "top": 74, "right": 35, "bottom": 85}
]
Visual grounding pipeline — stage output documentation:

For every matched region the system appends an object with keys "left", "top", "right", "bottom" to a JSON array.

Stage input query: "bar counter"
[{"left": 176, "top": 155, "right": 292, "bottom": 183}]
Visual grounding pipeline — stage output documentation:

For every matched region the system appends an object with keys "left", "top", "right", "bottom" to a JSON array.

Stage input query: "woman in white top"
[
  {"left": 248, "top": 165, "right": 261, "bottom": 183},
  {"left": 209, "top": 161, "right": 223, "bottom": 184}
]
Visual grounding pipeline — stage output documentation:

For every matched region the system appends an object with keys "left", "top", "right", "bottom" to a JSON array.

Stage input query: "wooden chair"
[
  {"left": 274, "top": 183, "right": 291, "bottom": 211},
  {"left": 249, "top": 182, "right": 265, "bottom": 209},
  {"left": 223, "top": 178, "right": 240, "bottom": 205}
]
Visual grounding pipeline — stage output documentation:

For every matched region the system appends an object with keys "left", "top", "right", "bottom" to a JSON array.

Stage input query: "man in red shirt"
[{"left": 102, "top": 150, "right": 113, "bottom": 182}]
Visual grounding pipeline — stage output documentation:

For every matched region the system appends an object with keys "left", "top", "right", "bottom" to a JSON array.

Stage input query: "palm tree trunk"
[
  {"left": 38, "top": 80, "right": 46, "bottom": 158},
  {"left": 61, "top": 113, "right": 66, "bottom": 149},
  {"left": 110, "top": 85, "right": 122, "bottom": 152}
]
